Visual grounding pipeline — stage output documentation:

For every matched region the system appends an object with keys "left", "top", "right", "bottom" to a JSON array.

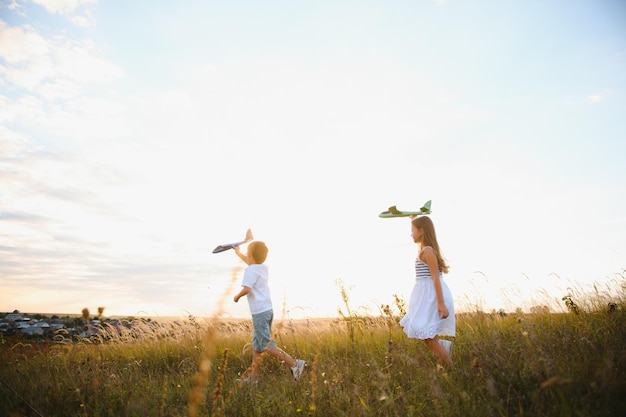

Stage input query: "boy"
[{"left": 233, "top": 241, "right": 305, "bottom": 383}]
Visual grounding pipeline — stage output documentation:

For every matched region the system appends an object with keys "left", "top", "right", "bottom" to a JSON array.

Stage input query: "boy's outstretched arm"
[
  {"left": 233, "top": 246, "right": 250, "bottom": 265},
  {"left": 234, "top": 286, "right": 251, "bottom": 303}
]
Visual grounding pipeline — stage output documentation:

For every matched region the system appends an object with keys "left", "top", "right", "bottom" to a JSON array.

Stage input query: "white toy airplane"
[{"left": 212, "top": 229, "right": 254, "bottom": 254}]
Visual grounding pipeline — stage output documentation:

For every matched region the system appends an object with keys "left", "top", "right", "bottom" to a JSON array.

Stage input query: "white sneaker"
[
  {"left": 236, "top": 377, "right": 258, "bottom": 386},
  {"left": 439, "top": 339, "right": 452, "bottom": 357},
  {"left": 291, "top": 359, "right": 305, "bottom": 381}
]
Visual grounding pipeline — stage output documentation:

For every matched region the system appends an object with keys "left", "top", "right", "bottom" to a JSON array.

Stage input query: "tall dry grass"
[{"left": 0, "top": 271, "right": 624, "bottom": 416}]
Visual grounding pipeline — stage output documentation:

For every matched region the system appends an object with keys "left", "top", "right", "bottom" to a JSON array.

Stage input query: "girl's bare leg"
[{"left": 425, "top": 337, "right": 453, "bottom": 367}]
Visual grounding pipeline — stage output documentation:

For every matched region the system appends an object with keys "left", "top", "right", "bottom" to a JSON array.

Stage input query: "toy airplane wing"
[
  {"left": 378, "top": 200, "right": 432, "bottom": 218},
  {"left": 212, "top": 228, "right": 253, "bottom": 253}
]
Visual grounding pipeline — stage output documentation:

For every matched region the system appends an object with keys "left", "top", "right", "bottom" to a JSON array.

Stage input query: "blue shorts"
[{"left": 251, "top": 309, "right": 277, "bottom": 352}]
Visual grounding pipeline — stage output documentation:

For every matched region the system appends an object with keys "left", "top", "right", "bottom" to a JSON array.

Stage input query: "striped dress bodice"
[
  {"left": 415, "top": 247, "right": 441, "bottom": 280},
  {"left": 415, "top": 258, "right": 431, "bottom": 280}
]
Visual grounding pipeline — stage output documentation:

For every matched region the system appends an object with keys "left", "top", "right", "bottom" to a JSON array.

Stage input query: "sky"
[{"left": 1, "top": 0, "right": 625, "bottom": 320}]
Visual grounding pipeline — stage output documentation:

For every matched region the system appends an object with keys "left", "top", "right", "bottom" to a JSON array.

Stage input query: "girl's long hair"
[{"left": 412, "top": 216, "right": 449, "bottom": 274}]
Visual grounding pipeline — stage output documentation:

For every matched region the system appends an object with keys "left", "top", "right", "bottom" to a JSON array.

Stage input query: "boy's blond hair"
[{"left": 247, "top": 241, "right": 268, "bottom": 264}]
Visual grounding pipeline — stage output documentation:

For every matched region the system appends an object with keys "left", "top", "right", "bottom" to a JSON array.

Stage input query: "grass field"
[{"left": 1, "top": 277, "right": 625, "bottom": 417}]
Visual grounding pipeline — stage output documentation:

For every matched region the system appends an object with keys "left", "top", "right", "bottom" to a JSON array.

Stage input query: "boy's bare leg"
[
  {"left": 249, "top": 351, "right": 263, "bottom": 381},
  {"left": 425, "top": 337, "right": 453, "bottom": 367},
  {"left": 267, "top": 347, "right": 297, "bottom": 368}
]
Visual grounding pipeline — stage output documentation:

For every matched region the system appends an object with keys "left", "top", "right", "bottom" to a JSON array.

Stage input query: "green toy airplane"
[{"left": 379, "top": 200, "right": 432, "bottom": 218}]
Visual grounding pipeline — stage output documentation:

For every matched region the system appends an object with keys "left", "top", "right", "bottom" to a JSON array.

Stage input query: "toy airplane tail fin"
[{"left": 245, "top": 228, "right": 253, "bottom": 242}]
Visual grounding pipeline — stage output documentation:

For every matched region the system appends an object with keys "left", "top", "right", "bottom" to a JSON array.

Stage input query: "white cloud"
[
  {"left": 588, "top": 93, "right": 605, "bottom": 104},
  {"left": 70, "top": 10, "right": 94, "bottom": 28},
  {"left": 0, "top": 94, "right": 47, "bottom": 129},
  {"left": 0, "top": 17, "right": 125, "bottom": 147},
  {"left": 0, "top": 22, "right": 49, "bottom": 65},
  {"left": 32, "top": 0, "right": 93, "bottom": 14},
  {"left": 0, "top": 125, "right": 31, "bottom": 155},
  {"left": 1, "top": 0, "right": 624, "bottom": 318},
  {"left": 0, "top": 21, "right": 122, "bottom": 91},
  {"left": 51, "top": 37, "right": 123, "bottom": 84},
  {"left": 0, "top": 21, "right": 51, "bottom": 89},
  {"left": 37, "top": 78, "right": 84, "bottom": 101},
  {"left": 587, "top": 89, "right": 614, "bottom": 105},
  {"left": 5, "top": 0, "right": 25, "bottom": 15},
  {"left": 0, "top": 133, "right": 241, "bottom": 318},
  {"left": 31, "top": 0, "right": 97, "bottom": 25}
]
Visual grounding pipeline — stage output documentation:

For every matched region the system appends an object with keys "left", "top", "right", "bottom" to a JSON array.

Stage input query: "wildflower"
[
  {"left": 471, "top": 357, "right": 480, "bottom": 368},
  {"left": 608, "top": 302, "right": 616, "bottom": 316}
]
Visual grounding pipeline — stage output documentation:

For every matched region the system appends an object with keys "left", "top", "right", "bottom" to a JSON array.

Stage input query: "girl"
[{"left": 399, "top": 215, "right": 455, "bottom": 367}]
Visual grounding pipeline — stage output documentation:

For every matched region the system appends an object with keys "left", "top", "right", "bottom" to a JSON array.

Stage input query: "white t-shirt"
[{"left": 241, "top": 264, "right": 273, "bottom": 315}]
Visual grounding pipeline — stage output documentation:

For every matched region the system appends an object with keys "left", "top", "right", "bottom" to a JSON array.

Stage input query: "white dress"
[{"left": 399, "top": 247, "right": 455, "bottom": 340}]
